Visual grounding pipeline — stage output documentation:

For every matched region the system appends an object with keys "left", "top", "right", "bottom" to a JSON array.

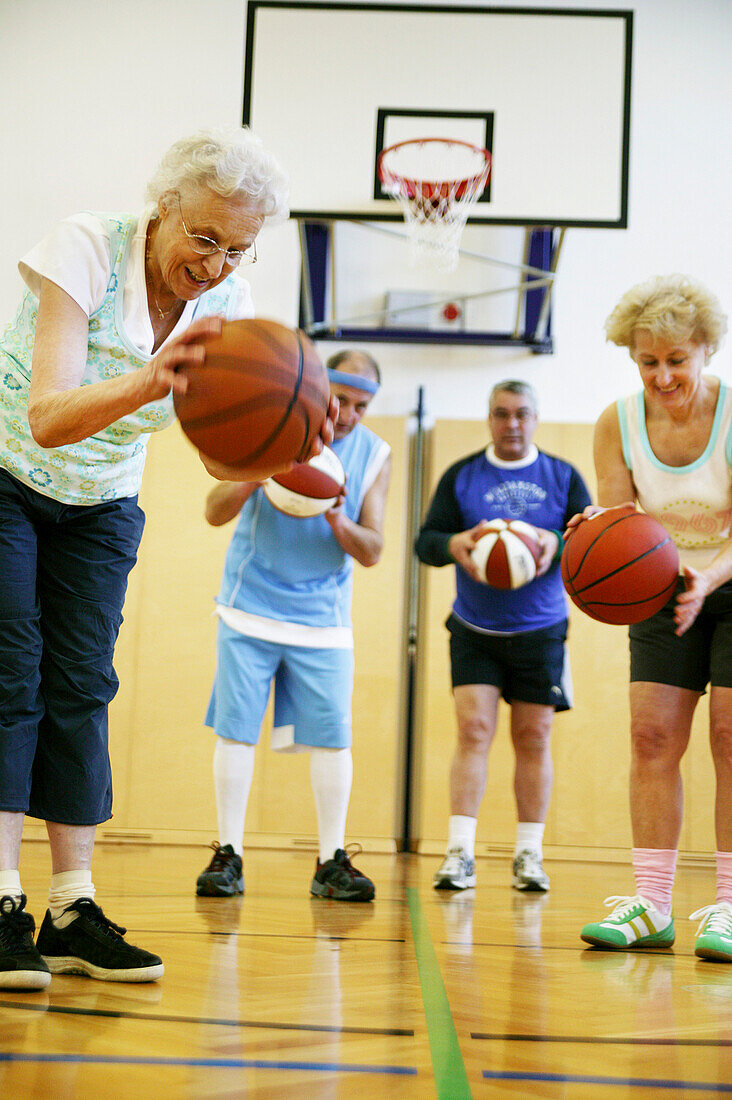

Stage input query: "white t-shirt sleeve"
[{"left": 18, "top": 213, "right": 111, "bottom": 317}]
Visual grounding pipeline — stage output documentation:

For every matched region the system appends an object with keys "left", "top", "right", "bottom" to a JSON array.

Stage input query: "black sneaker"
[
  {"left": 196, "top": 843, "right": 244, "bottom": 897},
  {"left": 36, "top": 898, "right": 164, "bottom": 982},
  {"left": 0, "top": 895, "right": 51, "bottom": 990},
  {"left": 310, "top": 847, "right": 375, "bottom": 902}
]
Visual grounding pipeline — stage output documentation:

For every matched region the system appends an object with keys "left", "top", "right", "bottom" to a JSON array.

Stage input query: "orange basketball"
[
  {"left": 561, "top": 506, "right": 679, "bottom": 624},
  {"left": 174, "top": 319, "right": 329, "bottom": 479}
]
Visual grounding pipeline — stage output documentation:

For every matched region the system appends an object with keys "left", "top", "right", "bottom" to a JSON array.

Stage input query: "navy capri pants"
[{"left": 0, "top": 469, "right": 145, "bottom": 824}]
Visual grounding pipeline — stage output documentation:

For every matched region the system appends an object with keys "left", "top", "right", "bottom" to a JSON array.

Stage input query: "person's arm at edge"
[
  {"left": 593, "top": 402, "right": 636, "bottom": 507},
  {"left": 204, "top": 479, "right": 262, "bottom": 526},
  {"left": 534, "top": 462, "right": 594, "bottom": 575},
  {"left": 27, "top": 279, "right": 219, "bottom": 447},
  {"left": 325, "top": 454, "right": 391, "bottom": 567},
  {"left": 414, "top": 463, "right": 465, "bottom": 566}
]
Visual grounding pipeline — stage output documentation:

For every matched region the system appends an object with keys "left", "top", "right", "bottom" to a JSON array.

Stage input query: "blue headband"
[{"left": 327, "top": 368, "right": 380, "bottom": 395}]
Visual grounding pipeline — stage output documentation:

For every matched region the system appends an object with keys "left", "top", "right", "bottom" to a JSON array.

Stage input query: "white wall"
[{"left": 2, "top": 0, "right": 730, "bottom": 426}]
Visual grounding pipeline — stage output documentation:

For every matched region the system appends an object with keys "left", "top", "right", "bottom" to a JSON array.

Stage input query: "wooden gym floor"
[{"left": 2, "top": 845, "right": 731, "bottom": 1098}]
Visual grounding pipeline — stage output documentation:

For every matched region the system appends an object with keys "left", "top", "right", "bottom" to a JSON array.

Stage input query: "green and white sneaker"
[
  {"left": 581, "top": 895, "right": 675, "bottom": 949},
  {"left": 690, "top": 903, "right": 732, "bottom": 962}
]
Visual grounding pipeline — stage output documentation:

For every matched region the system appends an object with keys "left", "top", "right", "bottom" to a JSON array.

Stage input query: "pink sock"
[
  {"left": 632, "top": 848, "right": 677, "bottom": 916},
  {"left": 715, "top": 852, "right": 732, "bottom": 906}
]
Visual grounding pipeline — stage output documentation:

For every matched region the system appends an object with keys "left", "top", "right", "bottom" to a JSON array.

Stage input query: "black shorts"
[
  {"left": 629, "top": 578, "right": 732, "bottom": 691},
  {"left": 447, "top": 613, "right": 571, "bottom": 711}
]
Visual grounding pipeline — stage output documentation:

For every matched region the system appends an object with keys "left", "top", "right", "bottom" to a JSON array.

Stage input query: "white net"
[{"left": 379, "top": 139, "right": 491, "bottom": 273}]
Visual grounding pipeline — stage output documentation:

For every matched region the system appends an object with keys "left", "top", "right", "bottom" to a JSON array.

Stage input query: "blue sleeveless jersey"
[{"left": 217, "top": 423, "right": 389, "bottom": 629}]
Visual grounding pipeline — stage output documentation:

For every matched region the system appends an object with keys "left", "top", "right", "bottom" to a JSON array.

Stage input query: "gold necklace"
[
  {"left": 146, "top": 224, "right": 179, "bottom": 322},
  {"left": 150, "top": 283, "right": 177, "bottom": 321}
]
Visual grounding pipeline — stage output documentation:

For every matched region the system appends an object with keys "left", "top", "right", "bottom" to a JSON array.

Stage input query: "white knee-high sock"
[
  {"left": 310, "top": 748, "right": 353, "bottom": 864},
  {"left": 213, "top": 738, "right": 256, "bottom": 856}
]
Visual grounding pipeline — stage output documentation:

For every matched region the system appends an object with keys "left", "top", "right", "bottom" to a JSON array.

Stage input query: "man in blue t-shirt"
[{"left": 416, "top": 380, "right": 591, "bottom": 893}]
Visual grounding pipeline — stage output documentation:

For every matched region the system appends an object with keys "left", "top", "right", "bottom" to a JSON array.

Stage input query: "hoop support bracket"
[{"left": 298, "top": 220, "right": 563, "bottom": 353}]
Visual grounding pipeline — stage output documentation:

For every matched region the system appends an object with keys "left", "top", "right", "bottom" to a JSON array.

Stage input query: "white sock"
[
  {"left": 515, "top": 822, "right": 545, "bottom": 859},
  {"left": 0, "top": 870, "right": 23, "bottom": 901},
  {"left": 213, "top": 738, "right": 256, "bottom": 856},
  {"left": 447, "top": 815, "right": 477, "bottom": 860},
  {"left": 310, "top": 748, "right": 352, "bottom": 864},
  {"left": 48, "top": 870, "right": 95, "bottom": 924}
]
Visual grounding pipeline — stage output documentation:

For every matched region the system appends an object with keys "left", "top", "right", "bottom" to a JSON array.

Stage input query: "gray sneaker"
[
  {"left": 433, "top": 847, "right": 476, "bottom": 890},
  {"left": 512, "top": 849, "right": 550, "bottom": 892},
  {"left": 196, "top": 843, "right": 244, "bottom": 897}
]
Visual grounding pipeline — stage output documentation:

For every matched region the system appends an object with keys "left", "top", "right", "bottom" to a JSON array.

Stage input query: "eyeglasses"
[
  {"left": 176, "top": 194, "right": 257, "bottom": 267},
  {"left": 490, "top": 408, "right": 536, "bottom": 422}
]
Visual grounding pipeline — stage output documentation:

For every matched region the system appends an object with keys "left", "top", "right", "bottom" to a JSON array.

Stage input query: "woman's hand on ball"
[
  {"left": 564, "top": 501, "right": 636, "bottom": 539},
  {"left": 301, "top": 395, "right": 339, "bottom": 463},
  {"left": 564, "top": 504, "right": 607, "bottom": 537},
  {"left": 140, "top": 316, "right": 224, "bottom": 403}
]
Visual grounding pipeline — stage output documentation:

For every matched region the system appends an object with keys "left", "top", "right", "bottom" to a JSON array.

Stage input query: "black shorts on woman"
[{"left": 630, "top": 578, "right": 732, "bottom": 691}]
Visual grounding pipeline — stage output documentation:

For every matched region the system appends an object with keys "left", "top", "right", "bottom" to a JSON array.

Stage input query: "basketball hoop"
[{"left": 378, "top": 138, "right": 491, "bottom": 272}]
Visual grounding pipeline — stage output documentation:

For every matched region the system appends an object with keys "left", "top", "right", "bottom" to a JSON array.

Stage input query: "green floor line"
[{"left": 407, "top": 887, "right": 472, "bottom": 1100}]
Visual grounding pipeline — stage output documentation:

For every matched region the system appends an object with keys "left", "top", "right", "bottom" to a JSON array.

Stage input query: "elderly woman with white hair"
[
  {"left": 0, "top": 128, "right": 333, "bottom": 990},
  {"left": 573, "top": 275, "right": 732, "bottom": 961}
]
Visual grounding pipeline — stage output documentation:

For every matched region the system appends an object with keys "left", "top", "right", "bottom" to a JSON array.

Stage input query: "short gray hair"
[
  {"left": 489, "top": 379, "right": 538, "bottom": 415},
  {"left": 145, "top": 126, "right": 289, "bottom": 223}
]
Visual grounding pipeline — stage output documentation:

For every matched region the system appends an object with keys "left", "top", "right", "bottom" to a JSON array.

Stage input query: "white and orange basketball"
[
  {"left": 470, "top": 519, "right": 542, "bottom": 589},
  {"left": 263, "top": 446, "right": 345, "bottom": 518}
]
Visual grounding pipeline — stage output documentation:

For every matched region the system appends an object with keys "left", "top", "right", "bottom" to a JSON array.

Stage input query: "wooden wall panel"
[{"left": 73, "top": 412, "right": 717, "bottom": 865}]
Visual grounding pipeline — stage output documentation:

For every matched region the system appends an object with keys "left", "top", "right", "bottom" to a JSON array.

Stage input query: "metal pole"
[
  {"left": 535, "top": 228, "right": 566, "bottom": 340},
  {"left": 397, "top": 386, "right": 432, "bottom": 850},
  {"left": 297, "top": 221, "right": 314, "bottom": 330}
]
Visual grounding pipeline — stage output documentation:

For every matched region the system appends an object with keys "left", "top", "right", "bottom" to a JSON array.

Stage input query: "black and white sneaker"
[
  {"left": 196, "top": 843, "right": 244, "bottom": 897},
  {"left": 433, "top": 847, "right": 477, "bottom": 890},
  {"left": 36, "top": 898, "right": 164, "bottom": 982},
  {"left": 310, "top": 847, "right": 375, "bottom": 902},
  {"left": 0, "top": 895, "right": 51, "bottom": 990}
]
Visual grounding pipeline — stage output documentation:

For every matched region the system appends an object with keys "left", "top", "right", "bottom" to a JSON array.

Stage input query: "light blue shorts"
[{"left": 205, "top": 620, "right": 354, "bottom": 750}]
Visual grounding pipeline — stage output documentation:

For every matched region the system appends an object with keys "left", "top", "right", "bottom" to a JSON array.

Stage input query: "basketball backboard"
[{"left": 243, "top": 2, "right": 633, "bottom": 228}]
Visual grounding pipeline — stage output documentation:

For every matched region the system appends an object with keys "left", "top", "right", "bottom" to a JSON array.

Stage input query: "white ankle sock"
[
  {"left": 213, "top": 738, "right": 256, "bottom": 856},
  {"left": 48, "top": 870, "right": 95, "bottom": 923},
  {"left": 514, "top": 822, "right": 545, "bottom": 859},
  {"left": 447, "top": 815, "right": 477, "bottom": 860},
  {"left": 0, "top": 870, "right": 23, "bottom": 901},
  {"left": 310, "top": 748, "right": 352, "bottom": 864}
]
